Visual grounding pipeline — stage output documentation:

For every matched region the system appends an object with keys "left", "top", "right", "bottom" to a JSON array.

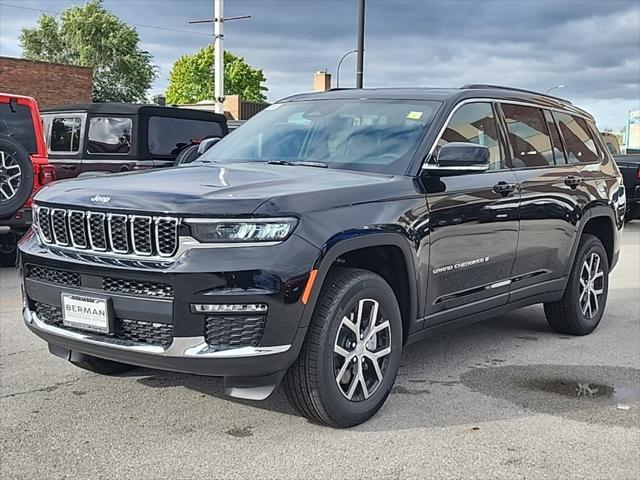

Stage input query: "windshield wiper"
[{"left": 266, "top": 160, "right": 328, "bottom": 168}]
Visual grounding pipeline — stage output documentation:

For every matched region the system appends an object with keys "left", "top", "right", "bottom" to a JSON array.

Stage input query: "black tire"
[
  {"left": 283, "top": 267, "right": 403, "bottom": 427},
  {"left": 0, "top": 137, "right": 34, "bottom": 219},
  {"left": 544, "top": 234, "right": 609, "bottom": 335},
  {"left": 0, "top": 236, "right": 17, "bottom": 267},
  {"left": 71, "top": 355, "right": 136, "bottom": 375}
]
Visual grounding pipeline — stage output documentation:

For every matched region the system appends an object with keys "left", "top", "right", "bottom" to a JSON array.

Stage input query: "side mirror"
[
  {"left": 197, "top": 137, "right": 222, "bottom": 154},
  {"left": 422, "top": 142, "right": 490, "bottom": 176}
]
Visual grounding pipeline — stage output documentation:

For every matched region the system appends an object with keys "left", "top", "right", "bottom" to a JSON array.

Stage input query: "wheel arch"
[{"left": 299, "top": 232, "right": 420, "bottom": 342}]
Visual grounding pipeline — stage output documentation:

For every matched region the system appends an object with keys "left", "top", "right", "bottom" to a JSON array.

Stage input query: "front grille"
[
  {"left": 204, "top": 315, "right": 265, "bottom": 350},
  {"left": 116, "top": 319, "right": 173, "bottom": 347},
  {"left": 32, "top": 301, "right": 173, "bottom": 347},
  {"left": 26, "top": 265, "right": 81, "bottom": 287},
  {"left": 35, "top": 206, "right": 179, "bottom": 258},
  {"left": 102, "top": 277, "right": 174, "bottom": 298}
]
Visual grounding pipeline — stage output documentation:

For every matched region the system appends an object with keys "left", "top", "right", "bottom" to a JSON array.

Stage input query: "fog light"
[{"left": 191, "top": 303, "right": 268, "bottom": 314}]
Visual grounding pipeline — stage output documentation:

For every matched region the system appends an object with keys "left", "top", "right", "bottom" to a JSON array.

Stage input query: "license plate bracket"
[{"left": 61, "top": 293, "right": 113, "bottom": 334}]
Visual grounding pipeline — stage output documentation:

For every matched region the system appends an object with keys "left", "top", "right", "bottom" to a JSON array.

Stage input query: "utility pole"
[
  {"left": 356, "top": 0, "right": 365, "bottom": 88},
  {"left": 190, "top": 0, "right": 251, "bottom": 114}
]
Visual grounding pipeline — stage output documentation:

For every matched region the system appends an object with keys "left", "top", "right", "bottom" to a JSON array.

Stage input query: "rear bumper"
[{"left": 0, "top": 207, "right": 32, "bottom": 231}]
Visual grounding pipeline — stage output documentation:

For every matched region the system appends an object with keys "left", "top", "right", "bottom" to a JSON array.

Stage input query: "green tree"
[
  {"left": 20, "top": 0, "right": 157, "bottom": 103},
  {"left": 165, "top": 45, "right": 267, "bottom": 104}
]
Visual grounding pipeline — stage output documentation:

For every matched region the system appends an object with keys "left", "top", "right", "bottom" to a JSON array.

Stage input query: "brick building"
[{"left": 0, "top": 56, "right": 92, "bottom": 108}]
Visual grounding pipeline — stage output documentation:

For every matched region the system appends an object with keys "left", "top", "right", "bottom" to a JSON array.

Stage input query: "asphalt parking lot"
[{"left": 1, "top": 223, "right": 639, "bottom": 480}]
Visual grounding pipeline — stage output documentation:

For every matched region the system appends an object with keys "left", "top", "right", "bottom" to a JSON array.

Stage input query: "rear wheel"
[
  {"left": 544, "top": 234, "right": 609, "bottom": 335},
  {"left": 0, "top": 137, "right": 33, "bottom": 219},
  {"left": 71, "top": 355, "right": 136, "bottom": 375},
  {"left": 283, "top": 267, "right": 403, "bottom": 427}
]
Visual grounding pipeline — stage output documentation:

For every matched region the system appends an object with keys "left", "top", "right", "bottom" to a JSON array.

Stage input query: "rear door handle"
[
  {"left": 61, "top": 166, "right": 75, "bottom": 171},
  {"left": 564, "top": 175, "right": 583, "bottom": 188},
  {"left": 493, "top": 181, "right": 518, "bottom": 196}
]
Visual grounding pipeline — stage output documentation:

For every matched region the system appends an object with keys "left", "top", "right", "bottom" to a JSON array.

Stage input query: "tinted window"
[
  {"left": 87, "top": 117, "right": 132, "bottom": 154},
  {"left": 554, "top": 112, "right": 599, "bottom": 163},
  {"left": 200, "top": 99, "right": 439, "bottom": 175},
  {"left": 502, "top": 104, "right": 554, "bottom": 167},
  {"left": 50, "top": 117, "right": 82, "bottom": 152},
  {"left": 0, "top": 103, "right": 37, "bottom": 153},
  {"left": 438, "top": 102, "right": 502, "bottom": 169},
  {"left": 543, "top": 109, "right": 566, "bottom": 164},
  {"left": 148, "top": 116, "right": 223, "bottom": 156}
]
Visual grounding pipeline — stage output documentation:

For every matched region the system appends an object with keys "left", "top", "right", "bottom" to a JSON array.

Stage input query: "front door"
[{"left": 423, "top": 101, "right": 520, "bottom": 326}]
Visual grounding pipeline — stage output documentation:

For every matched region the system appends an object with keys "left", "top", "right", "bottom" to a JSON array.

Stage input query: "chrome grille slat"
[
  {"left": 87, "top": 212, "right": 107, "bottom": 251},
  {"left": 35, "top": 207, "right": 180, "bottom": 258},
  {"left": 51, "top": 209, "right": 70, "bottom": 246},
  {"left": 68, "top": 210, "right": 88, "bottom": 248}
]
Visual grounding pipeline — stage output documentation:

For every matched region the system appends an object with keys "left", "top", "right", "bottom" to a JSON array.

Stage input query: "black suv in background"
[
  {"left": 19, "top": 86, "right": 624, "bottom": 427},
  {"left": 40, "top": 103, "right": 227, "bottom": 179}
]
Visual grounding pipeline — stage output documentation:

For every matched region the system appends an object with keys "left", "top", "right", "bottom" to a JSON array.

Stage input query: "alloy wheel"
[
  {"left": 579, "top": 252, "right": 604, "bottom": 319},
  {"left": 334, "top": 298, "right": 392, "bottom": 401},
  {"left": 0, "top": 150, "right": 22, "bottom": 203}
]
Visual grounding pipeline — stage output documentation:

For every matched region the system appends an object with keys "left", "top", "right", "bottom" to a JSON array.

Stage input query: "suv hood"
[{"left": 34, "top": 163, "right": 412, "bottom": 216}]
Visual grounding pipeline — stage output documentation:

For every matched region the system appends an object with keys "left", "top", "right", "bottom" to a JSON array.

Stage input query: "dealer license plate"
[{"left": 61, "top": 294, "right": 109, "bottom": 333}]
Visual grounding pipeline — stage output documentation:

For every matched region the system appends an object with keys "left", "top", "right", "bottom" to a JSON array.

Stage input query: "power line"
[{"left": 0, "top": 2, "right": 212, "bottom": 37}]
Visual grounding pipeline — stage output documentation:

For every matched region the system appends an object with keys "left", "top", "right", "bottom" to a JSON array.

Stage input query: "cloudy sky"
[{"left": 1, "top": 0, "right": 638, "bottom": 130}]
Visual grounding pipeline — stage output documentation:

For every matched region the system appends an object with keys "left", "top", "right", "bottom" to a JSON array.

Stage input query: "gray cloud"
[{"left": 1, "top": 0, "right": 638, "bottom": 129}]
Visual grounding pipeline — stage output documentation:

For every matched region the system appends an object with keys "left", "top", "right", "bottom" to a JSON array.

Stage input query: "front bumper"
[{"left": 18, "top": 230, "right": 319, "bottom": 392}]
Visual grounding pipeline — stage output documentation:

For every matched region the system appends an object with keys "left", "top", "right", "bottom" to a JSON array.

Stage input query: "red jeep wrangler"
[{"left": 0, "top": 93, "right": 55, "bottom": 266}]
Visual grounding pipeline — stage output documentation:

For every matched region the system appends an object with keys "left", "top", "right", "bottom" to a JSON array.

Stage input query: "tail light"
[{"left": 39, "top": 164, "right": 56, "bottom": 185}]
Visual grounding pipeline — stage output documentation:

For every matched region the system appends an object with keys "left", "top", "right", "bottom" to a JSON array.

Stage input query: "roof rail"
[{"left": 460, "top": 84, "right": 573, "bottom": 104}]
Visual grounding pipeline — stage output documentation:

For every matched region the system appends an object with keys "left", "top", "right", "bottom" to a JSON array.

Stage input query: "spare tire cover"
[{"left": 0, "top": 137, "right": 34, "bottom": 219}]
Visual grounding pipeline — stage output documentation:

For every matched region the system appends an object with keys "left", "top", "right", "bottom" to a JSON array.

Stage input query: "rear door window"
[
  {"left": 49, "top": 116, "right": 83, "bottom": 153},
  {"left": 554, "top": 112, "right": 599, "bottom": 164},
  {"left": 0, "top": 103, "right": 37, "bottom": 154},
  {"left": 501, "top": 104, "right": 554, "bottom": 167},
  {"left": 438, "top": 102, "right": 503, "bottom": 169},
  {"left": 87, "top": 117, "right": 132, "bottom": 154},
  {"left": 148, "top": 116, "right": 224, "bottom": 156}
]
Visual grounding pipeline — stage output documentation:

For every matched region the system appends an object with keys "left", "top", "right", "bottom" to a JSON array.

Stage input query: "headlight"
[{"left": 187, "top": 218, "right": 298, "bottom": 243}]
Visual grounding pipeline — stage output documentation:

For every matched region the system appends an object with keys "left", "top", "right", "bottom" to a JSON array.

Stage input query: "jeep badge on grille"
[{"left": 90, "top": 195, "right": 111, "bottom": 204}]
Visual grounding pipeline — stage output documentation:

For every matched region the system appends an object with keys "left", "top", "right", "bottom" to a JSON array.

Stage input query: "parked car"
[
  {"left": 601, "top": 132, "right": 621, "bottom": 154},
  {"left": 19, "top": 85, "right": 625, "bottom": 427},
  {"left": 0, "top": 93, "right": 55, "bottom": 266},
  {"left": 40, "top": 103, "right": 228, "bottom": 179},
  {"left": 613, "top": 153, "right": 639, "bottom": 220}
]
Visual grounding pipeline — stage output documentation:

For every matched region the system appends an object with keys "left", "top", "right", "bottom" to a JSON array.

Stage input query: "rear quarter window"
[
  {"left": 148, "top": 116, "right": 224, "bottom": 157},
  {"left": 87, "top": 116, "right": 132, "bottom": 154},
  {"left": 554, "top": 112, "right": 600, "bottom": 164},
  {"left": 0, "top": 103, "right": 37, "bottom": 154}
]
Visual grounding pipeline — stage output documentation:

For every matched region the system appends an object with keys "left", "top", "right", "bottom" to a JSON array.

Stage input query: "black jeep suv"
[{"left": 18, "top": 85, "right": 625, "bottom": 427}]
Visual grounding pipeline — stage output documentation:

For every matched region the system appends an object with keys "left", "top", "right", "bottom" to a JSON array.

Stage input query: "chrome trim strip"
[
  {"left": 423, "top": 165, "right": 489, "bottom": 172},
  {"left": 87, "top": 211, "right": 107, "bottom": 251},
  {"left": 184, "top": 217, "right": 297, "bottom": 224},
  {"left": 51, "top": 208, "right": 70, "bottom": 246},
  {"left": 23, "top": 307, "right": 290, "bottom": 358},
  {"left": 67, "top": 210, "right": 88, "bottom": 249},
  {"left": 130, "top": 215, "right": 153, "bottom": 256}
]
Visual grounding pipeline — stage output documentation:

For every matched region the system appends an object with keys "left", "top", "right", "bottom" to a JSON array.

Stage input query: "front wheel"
[
  {"left": 283, "top": 267, "right": 403, "bottom": 427},
  {"left": 544, "top": 234, "right": 609, "bottom": 335}
]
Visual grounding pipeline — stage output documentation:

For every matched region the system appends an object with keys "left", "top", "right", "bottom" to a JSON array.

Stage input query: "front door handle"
[
  {"left": 493, "top": 181, "right": 518, "bottom": 196},
  {"left": 564, "top": 175, "right": 583, "bottom": 188}
]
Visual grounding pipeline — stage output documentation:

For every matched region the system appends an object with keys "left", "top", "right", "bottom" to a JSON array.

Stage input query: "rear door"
[
  {"left": 423, "top": 101, "right": 521, "bottom": 325},
  {"left": 500, "top": 103, "right": 587, "bottom": 300},
  {"left": 42, "top": 113, "right": 85, "bottom": 179}
]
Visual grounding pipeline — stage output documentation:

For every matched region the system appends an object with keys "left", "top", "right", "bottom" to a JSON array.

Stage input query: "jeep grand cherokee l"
[{"left": 19, "top": 85, "right": 624, "bottom": 427}]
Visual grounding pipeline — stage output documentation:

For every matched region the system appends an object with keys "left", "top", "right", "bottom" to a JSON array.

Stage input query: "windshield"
[{"left": 199, "top": 99, "right": 440, "bottom": 174}]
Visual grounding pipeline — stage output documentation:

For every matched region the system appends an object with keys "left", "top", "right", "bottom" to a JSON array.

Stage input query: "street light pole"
[
  {"left": 356, "top": 0, "right": 365, "bottom": 88},
  {"left": 214, "top": 0, "right": 224, "bottom": 114},
  {"left": 336, "top": 49, "right": 357, "bottom": 88},
  {"left": 545, "top": 84, "right": 566, "bottom": 95},
  {"left": 189, "top": 1, "right": 251, "bottom": 115}
]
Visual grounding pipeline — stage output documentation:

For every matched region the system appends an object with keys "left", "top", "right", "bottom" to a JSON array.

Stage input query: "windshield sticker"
[{"left": 407, "top": 111, "right": 423, "bottom": 120}]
